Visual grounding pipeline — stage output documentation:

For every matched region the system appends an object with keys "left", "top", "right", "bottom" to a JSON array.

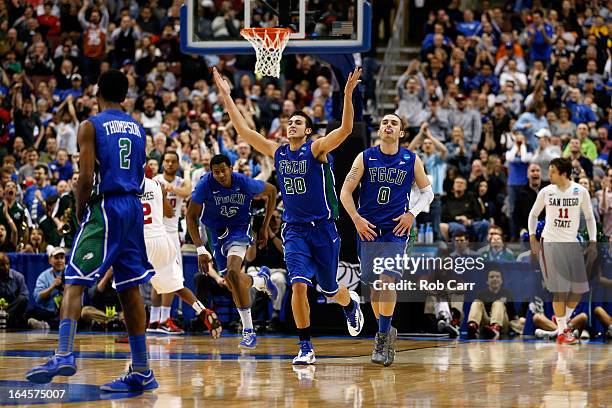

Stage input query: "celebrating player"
[
  {"left": 187, "top": 154, "right": 278, "bottom": 349},
  {"left": 146, "top": 151, "right": 192, "bottom": 334},
  {"left": 340, "top": 117, "right": 433, "bottom": 366},
  {"left": 26, "top": 70, "right": 158, "bottom": 391},
  {"left": 141, "top": 165, "right": 222, "bottom": 338},
  {"left": 213, "top": 66, "right": 364, "bottom": 365},
  {"left": 528, "top": 157, "right": 597, "bottom": 345}
]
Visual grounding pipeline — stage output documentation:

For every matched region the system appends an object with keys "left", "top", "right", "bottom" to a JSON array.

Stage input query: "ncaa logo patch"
[{"left": 573, "top": 187, "right": 580, "bottom": 195}]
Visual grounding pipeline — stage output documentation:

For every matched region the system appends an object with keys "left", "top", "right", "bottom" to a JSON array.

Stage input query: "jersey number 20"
[{"left": 284, "top": 177, "right": 306, "bottom": 194}]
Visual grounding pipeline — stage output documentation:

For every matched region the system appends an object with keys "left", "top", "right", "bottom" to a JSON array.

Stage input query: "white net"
[{"left": 240, "top": 28, "right": 291, "bottom": 78}]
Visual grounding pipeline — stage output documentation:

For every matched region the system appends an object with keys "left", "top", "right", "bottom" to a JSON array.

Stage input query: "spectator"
[
  {"left": 450, "top": 93, "right": 481, "bottom": 152},
  {"left": 0, "top": 252, "right": 29, "bottom": 329},
  {"left": 24, "top": 164, "right": 57, "bottom": 224},
  {"left": 422, "top": 95, "right": 450, "bottom": 142},
  {"left": 78, "top": 1, "right": 109, "bottom": 81},
  {"left": 477, "top": 227, "right": 515, "bottom": 261},
  {"left": 449, "top": 230, "right": 478, "bottom": 257},
  {"left": 0, "top": 207, "right": 17, "bottom": 252},
  {"left": 445, "top": 126, "right": 471, "bottom": 177},
  {"left": 53, "top": 172, "right": 77, "bottom": 249},
  {"left": 550, "top": 106, "right": 576, "bottom": 140},
  {"left": 13, "top": 97, "right": 41, "bottom": 147},
  {"left": 562, "top": 123, "right": 598, "bottom": 161},
  {"left": 440, "top": 176, "right": 490, "bottom": 242},
  {"left": 505, "top": 133, "right": 533, "bottom": 239},
  {"left": 31, "top": 247, "right": 66, "bottom": 329},
  {"left": 564, "top": 137, "right": 594, "bottom": 179},
  {"left": 514, "top": 163, "right": 546, "bottom": 237},
  {"left": 531, "top": 128, "right": 561, "bottom": 181},
  {"left": 55, "top": 96, "right": 79, "bottom": 155},
  {"left": 48, "top": 149, "right": 73, "bottom": 182},
  {"left": 39, "top": 137, "right": 58, "bottom": 164},
  {"left": 81, "top": 268, "right": 124, "bottom": 331},
  {"left": 141, "top": 96, "right": 163, "bottom": 135},
  {"left": 597, "top": 167, "right": 612, "bottom": 238},
  {"left": 476, "top": 180, "right": 496, "bottom": 225},
  {"left": 17, "top": 148, "right": 40, "bottom": 184},
  {"left": 0, "top": 180, "right": 30, "bottom": 250},
  {"left": 525, "top": 10, "right": 554, "bottom": 64},
  {"left": 466, "top": 269, "right": 518, "bottom": 340},
  {"left": 565, "top": 88, "right": 597, "bottom": 127},
  {"left": 512, "top": 101, "right": 549, "bottom": 150}
]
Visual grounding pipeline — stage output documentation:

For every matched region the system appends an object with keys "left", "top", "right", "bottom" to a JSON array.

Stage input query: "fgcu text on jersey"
[
  {"left": 274, "top": 139, "right": 338, "bottom": 224},
  {"left": 358, "top": 146, "right": 415, "bottom": 232},
  {"left": 88, "top": 109, "right": 147, "bottom": 196},
  {"left": 191, "top": 172, "right": 264, "bottom": 229}
]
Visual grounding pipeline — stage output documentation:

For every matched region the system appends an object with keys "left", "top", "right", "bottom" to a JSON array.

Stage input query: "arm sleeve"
[
  {"left": 581, "top": 188, "right": 597, "bottom": 241},
  {"left": 528, "top": 189, "right": 546, "bottom": 235},
  {"left": 408, "top": 185, "right": 434, "bottom": 218}
]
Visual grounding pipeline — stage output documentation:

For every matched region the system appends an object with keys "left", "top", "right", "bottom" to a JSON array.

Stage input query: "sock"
[
  {"left": 128, "top": 334, "right": 149, "bottom": 372},
  {"left": 342, "top": 299, "right": 357, "bottom": 314},
  {"left": 434, "top": 302, "right": 451, "bottom": 322},
  {"left": 160, "top": 306, "right": 171, "bottom": 323},
  {"left": 297, "top": 327, "right": 311, "bottom": 342},
  {"left": 271, "top": 309, "right": 279, "bottom": 319},
  {"left": 252, "top": 275, "right": 266, "bottom": 291},
  {"left": 192, "top": 300, "right": 205, "bottom": 315},
  {"left": 57, "top": 318, "right": 77, "bottom": 354},
  {"left": 238, "top": 307, "right": 253, "bottom": 331},
  {"left": 557, "top": 316, "right": 567, "bottom": 332},
  {"left": 150, "top": 306, "right": 160, "bottom": 323},
  {"left": 378, "top": 314, "right": 392, "bottom": 334},
  {"left": 565, "top": 307, "right": 575, "bottom": 322}
]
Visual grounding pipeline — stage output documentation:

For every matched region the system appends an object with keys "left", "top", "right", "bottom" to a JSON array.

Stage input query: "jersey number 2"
[
  {"left": 143, "top": 202, "right": 152, "bottom": 224},
  {"left": 118, "top": 138, "right": 131, "bottom": 169}
]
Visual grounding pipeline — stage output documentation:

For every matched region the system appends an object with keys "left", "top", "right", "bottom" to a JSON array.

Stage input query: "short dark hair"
[
  {"left": 34, "top": 164, "right": 49, "bottom": 175},
  {"left": 163, "top": 151, "right": 179, "bottom": 162},
  {"left": 97, "top": 70, "right": 128, "bottom": 103},
  {"left": 453, "top": 230, "right": 469, "bottom": 240},
  {"left": 210, "top": 154, "right": 231, "bottom": 169},
  {"left": 382, "top": 113, "right": 406, "bottom": 129},
  {"left": 550, "top": 157, "right": 572, "bottom": 178},
  {"left": 289, "top": 110, "right": 314, "bottom": 134}
]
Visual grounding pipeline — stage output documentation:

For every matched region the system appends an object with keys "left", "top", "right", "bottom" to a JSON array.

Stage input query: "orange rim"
[{"left": 240, "top": 27, "right": 292, "bottom": 45}]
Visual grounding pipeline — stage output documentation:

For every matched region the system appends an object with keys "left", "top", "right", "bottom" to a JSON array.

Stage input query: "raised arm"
[
  {"left": 311, "top": 67, "right": 362, "bottom": 160},
  {"left": 213, "top": 68, "right": 279, "bottom": 157}
]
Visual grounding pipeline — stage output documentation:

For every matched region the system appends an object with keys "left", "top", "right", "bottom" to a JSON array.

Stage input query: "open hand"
[
  {"left": 393, "top": 212, "right": 415, "bottom": 236},
  {"left": 212, "top": 67, "right": 232, "bottom": 98},
  {"left": 344, "top": 67, "right": 362, "bottom": 95},
  {"left": 354, "top": 215, "right": 377, "bottom": 241}
]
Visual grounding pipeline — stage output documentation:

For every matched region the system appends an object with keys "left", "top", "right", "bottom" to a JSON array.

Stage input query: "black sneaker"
[
  {"left": 371, "top": 332, "right": 387, "bottom": 365},
  {"left": 371, "top": 326, "right": 397, "bottom": 367}
]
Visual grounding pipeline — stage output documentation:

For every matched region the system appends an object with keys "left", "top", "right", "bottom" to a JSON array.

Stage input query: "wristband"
[{"left": 196, "top": 246, "right": 211, "bottom": 257}]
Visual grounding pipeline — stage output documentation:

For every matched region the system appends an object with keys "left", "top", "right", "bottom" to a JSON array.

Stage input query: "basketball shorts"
[
  {"left": 65, "top": 194, "right": 154, "bottom": 292},
  {"left": 167, "top": 230, "right": 182, "bottom": 270},
  {"left": 206, "top": 224, "right": 252, "bottom": 275},
  {"left": 357, "top": 229, "right": 410, "bottom": 284},
  {"left": 146, "top": 234, "right": 185, "bottom": 294},
  {"left": 281, "top": 220, "right": 340, "bottom": 297},
  {"left": 538, "top": 239, "right": 589, "bottom": 294}
]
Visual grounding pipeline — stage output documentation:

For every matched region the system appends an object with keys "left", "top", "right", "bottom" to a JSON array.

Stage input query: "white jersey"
[
  {"left": 141, "top": 178, "right": 166, "bottom": 239},
  {"left": 529, "top": 182, "right": 593, "bottom": 242},
  {"left": 154, "top": 174, "right": 184, "bottom": 233}
]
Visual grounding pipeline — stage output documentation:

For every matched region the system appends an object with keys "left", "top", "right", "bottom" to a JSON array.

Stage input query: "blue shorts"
[
  {"left": 357, "top": 230, "right": 409, "bottom": 283},
  {"left": 206, "top": 224, "right": 253, "bottom": 275},
  {"left": 281, "top": 220, "right": 340, "bottom": 296},
  {"left": 65, "top": 194, "right": 154, "bottom": 292}
]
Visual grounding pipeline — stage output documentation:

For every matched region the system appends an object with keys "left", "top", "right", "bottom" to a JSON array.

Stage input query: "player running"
[
  {"left": 528, "top": 157, "right": 597, "bottom": 345},
  {"left": 26, "top": 70, "right": 158, "bottom": 391},
  {"left": 213, "top": 66, "right": 364, "bottom": 365},
  {"left": 146, "top": 151, "right": 192, "bottom": 334},
  {"left": 187, "top": 154, "right": 278, "bottom": 349},
  {"left": 141, "top": 165, "right": 222, "bottom": 338},
  {"left": 340, "top": 116, "right": 433, "bottom": 366}
]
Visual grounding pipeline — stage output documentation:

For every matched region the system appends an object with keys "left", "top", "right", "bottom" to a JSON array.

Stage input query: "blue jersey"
[
  {"left": 358, "top": 146, "right": 416, "bottom": 231},
  {"left": 88, "top": 109, "right": 147, "bottom": 196},
  {"left": 274, "top": 139, "right": 338, "bottom": 223},
  {"left": 191, "top": 172, "right": 264, "bottom": 229}
]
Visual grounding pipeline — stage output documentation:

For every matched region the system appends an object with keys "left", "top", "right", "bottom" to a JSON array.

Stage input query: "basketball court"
[{"left": 1, "top": 331, "right": 610, "bottom": 406}]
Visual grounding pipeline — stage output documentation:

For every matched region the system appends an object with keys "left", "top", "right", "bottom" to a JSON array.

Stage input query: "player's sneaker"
[
  {"left": 257, "top": 266, "right": 279, "bottom": 302},
  {"left": 99, "top": 365, "right": 158, "bottom": 392},
  {"left": 146, "top": 321, "right": 161, "bottom": 333},
  {"left": 437, "top": 318, "right": 460, "bottom": 338},
  {"left": 26, "top": 352, "right": 77, "bottom": 384},
  {"left": 158, "top": 318, "right": 184, "bottom": 335},
  {"left": 200, "top": 309, "right": 222, "bottom": 339},
  {"left": 535, "top": 329, "right": 558, "bottom": 340},
  {"left": 344, "top": 291, "right": 363, "bottom": 336},
  {"left": 606, "top": 326, "right": 612, "bottom": 340},
  {"left": 483, "top": 324, "right": 501, "bottom": 340},
  {"left": 292, "top": 340, "right": 316, "bottom": 365},
  {"left": 238, "top": 329, "right": 257, "bottom": 349},
  {"left": 557, "top": 328, "right": 579, "bottom": 345},
  {"left": 371, "top": 326, "right": 398, "bottom": 366},
  {"left": 467, "top": 321, "right": 479, "bottom": 339},
  {"left": 578, "top": 329, "right": 590, "bottom": 341}
]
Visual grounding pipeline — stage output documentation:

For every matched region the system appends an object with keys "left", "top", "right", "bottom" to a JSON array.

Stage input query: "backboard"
[{"left": 180, "top": 0, "right": 371, "bottom": 55}]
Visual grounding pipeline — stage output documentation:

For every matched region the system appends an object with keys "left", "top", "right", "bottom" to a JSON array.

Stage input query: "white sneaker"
[
  {"left": 345, "top": 291, "right": 364, "bottom": 337},
  {"left": 28, "top": 318, "right": 48, "bottom": 329},
  {"left": 292, "top": 341, "right": 316, "bottom": 365},
  {"left": 579, "top": 330, "right": 590, "bottom": 341}
]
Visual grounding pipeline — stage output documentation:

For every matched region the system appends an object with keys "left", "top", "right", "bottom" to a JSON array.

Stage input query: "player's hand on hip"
[
  {"left": 344, "top": 67, "right": 362, "bottom": 95},
  {"left": 197, "top": 254, "right": 211, "bottom": 274},
  {"left": 529, "top": 236, "right": 540, "bottom": 258},
  {"left": 257, "top": 226, "right": 269, "bottom": 249},
  {"left": 393, "top": 212, "right": 415, "bottom": 237},
  {"left": 354, "top": 215, "right": 377, "bottom": 241}
]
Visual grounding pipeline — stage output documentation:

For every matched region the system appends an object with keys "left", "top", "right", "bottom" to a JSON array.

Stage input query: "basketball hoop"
[{"left": 240, "top": 27, "right": 292, "bottom": 78}]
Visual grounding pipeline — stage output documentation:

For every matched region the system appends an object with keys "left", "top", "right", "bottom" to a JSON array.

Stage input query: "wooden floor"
[{"left": 0, "top": 331, "right": 610, "bottom": 407}]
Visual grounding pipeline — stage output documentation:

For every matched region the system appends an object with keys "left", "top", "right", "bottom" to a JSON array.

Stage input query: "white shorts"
[
  {"left": 146, "top": 235, "right": 184, "bottom": 294},
  {"left": 169, "top": 232, "right": 182, "bottom": 269},
  {"left": 539, "top": 239, "right": 589, "bottom": 294}
]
